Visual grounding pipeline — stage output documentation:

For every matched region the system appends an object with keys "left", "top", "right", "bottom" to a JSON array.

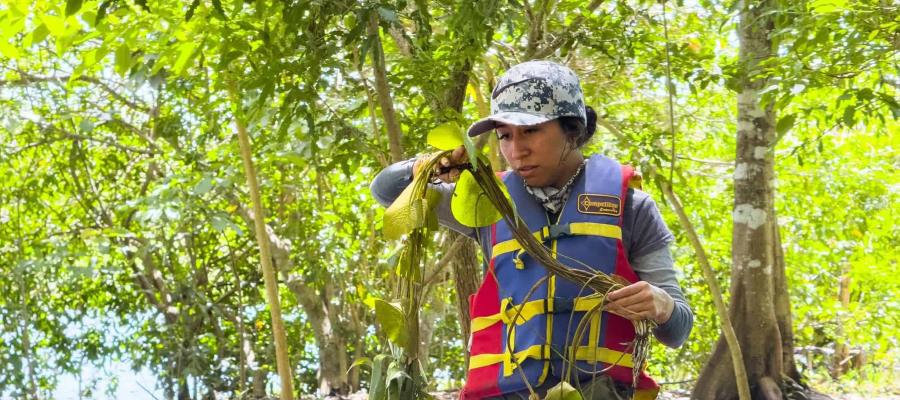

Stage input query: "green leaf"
[
  {"left": 842, "top": 105, "right": 856, "bottom": 127},
  {"left": 427, "top": 122, "right": 464, "bottom": 150},
  {"left": 377, "top": 7, "right": 398, "bottom": 24},
  {"left": 450, "top": 169, "right": 505, "bottom": 227},
  {"left": 211, "top": 0, "right": 227, "bottom": 18},
  {"left": 96, "top": 0, "right": 116, "bottom": 24},
  {"left": 114, "top": 43, "right": 131, "bottom": 76},
  {"left": 40, "top": 14, "right": 66, "bottom": 37},
  {"left": 172, "top": 42, "right": 198, "bottom": 75},
  {"left": 544, "top": 381, "right": 583, "bottom": 400},
  {"left": 0, "top": 42, "right": 19, "bottom": 59},
  {"left": 185, "top": 0, "right": 201, "bottom": 22},
  {"left": 372, "top": 299, "right": 408, "bottom": 347},
  {"left": 382, "top": 176, "right": 440, "bottom": 240},
  {"left": 383, "top": 185, "right": 426, "bottom": 240},
  {"left": 28, "top": 24, "right": 51, "bottom": 47},
  {"left": 776, "top": 114, "right": 796, "bottom": 135},
  {"left": 65, "top": 0, "right": 84, "bottom": 16},
  {"left": 192, "top": 178, "right": 213, "bottom": 195},
  {"left": 347, "top": 357, "right": 371, "bottom": 374},
  {"left": 370, "top": 355, "right": 389, "bottom": 400},
  {"left": 78, "top": 120, "right": 94, "bottom": 133},
  {"left": 461, "top": 127, "right": 478, "bottom": 170}
]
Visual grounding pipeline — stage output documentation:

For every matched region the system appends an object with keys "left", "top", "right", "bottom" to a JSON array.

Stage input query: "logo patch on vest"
[{"left": 577, "top": 194, "right": 621, "bottom": 216}]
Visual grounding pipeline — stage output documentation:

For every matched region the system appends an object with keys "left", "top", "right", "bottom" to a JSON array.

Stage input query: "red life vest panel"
[{"left": 461, "top": 155, "right": 659, "bottom": 400}]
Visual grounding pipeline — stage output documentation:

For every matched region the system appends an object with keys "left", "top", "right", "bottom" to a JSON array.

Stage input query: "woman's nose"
[{"left": 509, "top": 135, "right": 530, "bottom": 159}]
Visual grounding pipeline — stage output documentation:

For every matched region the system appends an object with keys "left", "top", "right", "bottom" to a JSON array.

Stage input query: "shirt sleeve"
[
  {"left": 623, "top": 189, "right": 675, "bottom": 260},
  {"left": 630, "top": 246, "right": 693, "bottom": 348},
  {"left": 370, "top": 159, "right": 476, "bottom": 237}
]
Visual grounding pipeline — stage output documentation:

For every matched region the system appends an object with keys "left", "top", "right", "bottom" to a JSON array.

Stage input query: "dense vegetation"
[{"left": 0, "top": 0, "right": 896, "bottom": 398}]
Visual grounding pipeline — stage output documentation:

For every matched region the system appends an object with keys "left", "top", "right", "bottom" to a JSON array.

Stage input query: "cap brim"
[{"left": 466, "top": 112, "right": 553, "bottom": 137}]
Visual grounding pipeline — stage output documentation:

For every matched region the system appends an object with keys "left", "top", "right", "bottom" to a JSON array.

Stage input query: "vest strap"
[
  {"left": 468, "top": 343, "right": 635, "bottom": 373},
  {"left": 470, "top": 295, "right": 605, "bottom": 333},
  {"left": 491, "top": 222, "right": 623, "bottom": 259}
]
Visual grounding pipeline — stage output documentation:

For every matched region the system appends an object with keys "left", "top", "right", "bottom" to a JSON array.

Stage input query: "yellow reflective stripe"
[
  {"left": 503, "top": 325, "right": 515, "bottom": 376},
  {"left": 468, "top": 345, "right": 632, "bottom": 370},
  {"left": 470, "top": 295, "right": 605, "bottom": 334},
  {"left": 568, "top": 222, "right": 622, "bottom": 239},
  {"left": 573, "top": 345, "right": 634, "bottom": 367},
  {"left": 469, "top": 344, "right": 552, "bottom": 371},
  {"left": 491, "top": 230, "right": 543, "bottom": 257},
  {"left": 491, "top": 223, "right": 622, "bottom": 258},
  {"left": 541, "top": 271, "right": 556, "bottom": 385},
  {"left": 588, "top": 310, "right": 601, "bottom": 364}
]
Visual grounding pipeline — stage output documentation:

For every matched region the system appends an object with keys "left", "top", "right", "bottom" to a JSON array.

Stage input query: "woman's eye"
[{"left": 497, "top": 132, "right": 510, "bottom": 140}]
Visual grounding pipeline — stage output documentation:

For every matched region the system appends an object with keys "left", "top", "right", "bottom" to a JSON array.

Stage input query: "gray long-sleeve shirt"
[{"left": 370, "top": 159, "right": 692, "bottom": 347}]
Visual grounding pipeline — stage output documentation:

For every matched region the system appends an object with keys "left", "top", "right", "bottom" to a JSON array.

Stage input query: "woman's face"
[{"left": 496, "top": 120, "right": 581, "bottom": 188}]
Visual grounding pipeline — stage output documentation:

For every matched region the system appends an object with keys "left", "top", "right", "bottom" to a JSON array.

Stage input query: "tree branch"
[
  {"left": 3, "top": 71, "right": 151, "bottom": 113},
  {"left": 529, "top": 0, "right": 604, "bottom": 59}
]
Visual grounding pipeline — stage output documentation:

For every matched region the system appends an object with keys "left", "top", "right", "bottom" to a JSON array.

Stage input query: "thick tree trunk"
[
  {"left": 773, "top": 219, "right": 803, "bottom": 383},
  {"left": 449, "top": 232, "right": 481, "bottom": 368},
  {"left": 693, "top": 1, "right": 798, "bottom": 398}
]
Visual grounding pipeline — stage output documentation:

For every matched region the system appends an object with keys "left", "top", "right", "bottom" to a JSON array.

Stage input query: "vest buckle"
[{"left": 544, "top": 224, "right": 571, "bottom": 241}]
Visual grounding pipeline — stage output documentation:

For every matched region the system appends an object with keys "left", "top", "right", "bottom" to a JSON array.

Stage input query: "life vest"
[{"left": 460, "top": 155, "right": 659, "bottom": 400}]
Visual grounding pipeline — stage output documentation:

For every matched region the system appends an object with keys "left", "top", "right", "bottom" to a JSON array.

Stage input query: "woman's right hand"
[{"left": 413, "top": 146, "right": 468, "bottom": 183}]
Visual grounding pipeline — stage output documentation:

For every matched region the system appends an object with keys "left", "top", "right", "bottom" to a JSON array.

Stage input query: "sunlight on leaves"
[
  {"left": 372, "top": 299, "right": 408, "bottom": 348},
  {"left": 451, "top": 169, "right": 507, "bottom": 227},
  {"left": 427, "top": 122, "right": 464, "bottom": 150}
]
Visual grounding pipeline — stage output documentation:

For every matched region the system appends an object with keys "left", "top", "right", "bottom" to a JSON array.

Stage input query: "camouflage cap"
[{"left": 467, "top": 60, "right": 586, "bottom": 137}]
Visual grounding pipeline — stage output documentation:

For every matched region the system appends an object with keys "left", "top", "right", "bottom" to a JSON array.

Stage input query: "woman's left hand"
[{"left": 605, "top": 281, "right": 674, "bottom": 324}]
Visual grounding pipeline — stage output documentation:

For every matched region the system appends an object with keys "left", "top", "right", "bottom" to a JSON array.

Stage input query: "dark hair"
[{"left": 558, "top": 106, "right": 597, "bottom": 148}]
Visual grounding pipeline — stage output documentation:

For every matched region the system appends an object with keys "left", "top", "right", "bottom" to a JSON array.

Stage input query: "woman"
[{"left": 370, "top": 61, "right": 692, "bottom": 399}]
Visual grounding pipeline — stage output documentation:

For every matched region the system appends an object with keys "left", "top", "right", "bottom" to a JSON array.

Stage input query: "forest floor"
[
  {"left": 423, "top": 391, "right": 900, "bottom": 400},
  {"left": 322, "top": 389, "right": 900, "bottom": 400}
]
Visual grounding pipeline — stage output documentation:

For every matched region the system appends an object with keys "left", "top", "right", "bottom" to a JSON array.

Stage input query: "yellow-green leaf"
[
  {"left": 544, "top": 382, "right": 583, "bottom": 400},
  {"left": 372, "top": 299, "right": 408, "bottom": 347},
  {"left": 114, "top": 43, "right": 131, "bottom": 76},
  {"left": 40, "top": 14, "right": 66, "bottom": 37},
  {"left": 172, "top": 42, "right": 198, "bottom": 76},
  {"left": 0, "top": 42, "right": 19, "bottom": 59},
  {"left": 66, "top": 0, "right": 84, "bottom": 16},
  {"left": 383, "top": 178, "right": 440, "bottom": 240},
  {"left": 451, "top": 169, "right": 506, "bottom": 227},
  {"left": 427, "top": 122, "right": 464, "bottom": 150},
  {"left": 384, "top": 185, "right": 426, "bottom": 239}
]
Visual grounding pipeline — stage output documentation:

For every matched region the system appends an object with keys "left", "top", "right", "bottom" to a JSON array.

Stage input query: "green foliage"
[
  {"left": 0, "top": 0, "right": 896, "bottom": 398},
  {"left": 371, "top": 299, "right": 409, "bottom": 348}
]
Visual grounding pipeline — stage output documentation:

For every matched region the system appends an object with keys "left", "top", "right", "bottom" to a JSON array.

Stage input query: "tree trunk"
[
  {"left": 773, "top": 219, "right": 803, "bottom": 383},
  {"left": 832, "top": 262, "right": 851, "bottom": 378},
  {"left": 229, "top": 196, "right": 350, "bottom": 395},
  {"left": 693, "top": 0, "right": 798, "bottom": 398},
  {"left": 368, "top": 13, "right": 404, "bottom": 163},
  {"left": 450, "top": 232, "right": 481, "bottom": 368},
  {"left": 233, "top": 99, "right": 296, "bottom": 400}
]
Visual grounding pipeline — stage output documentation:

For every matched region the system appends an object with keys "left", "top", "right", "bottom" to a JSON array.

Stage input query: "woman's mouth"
[{"left": 517, "top": 166, "right": 538, "bottom": 177}]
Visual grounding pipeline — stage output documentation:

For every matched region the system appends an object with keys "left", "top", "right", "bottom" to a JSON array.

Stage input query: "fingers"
[
  {"left": 604, "top": 302, "right": 653, "bottom": 321},
  {"left": 604, "top": 281, "right": 665, "bottom": 322},
  {"left": 451, "top": 146, "right": 468, "bottom": 163},
  {"left": 607, "top": 281, "right": 649, "bottom": 301},
  {"left": 431, "top": 146, "right": 468, "bottom": 183}
]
